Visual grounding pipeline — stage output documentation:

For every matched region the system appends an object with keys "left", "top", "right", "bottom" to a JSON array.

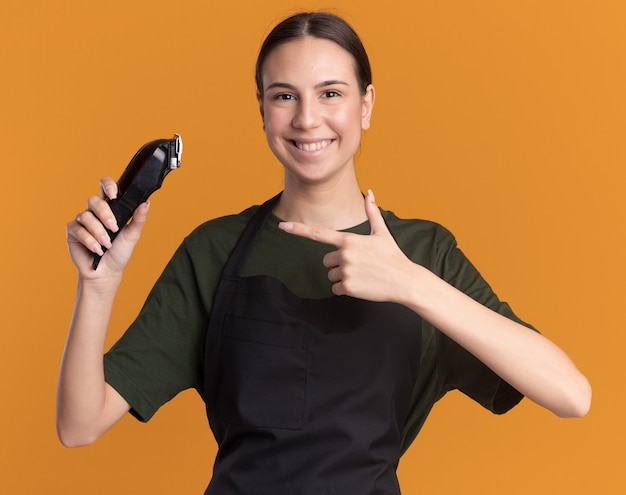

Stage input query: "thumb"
[
  {"left": 122, "top": 201, "right": 150, "bottom": 243},
  {"left": 365, "top": 189, "right": 388, "bottom": 236}
]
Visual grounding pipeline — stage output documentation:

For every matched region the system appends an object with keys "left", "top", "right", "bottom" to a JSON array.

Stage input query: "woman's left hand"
[
  {"left": 279, "top": 190, "right": 418, "bottom": 304},
  {"left": 280, "top": 190, "right": 592, "bottom": 417}
]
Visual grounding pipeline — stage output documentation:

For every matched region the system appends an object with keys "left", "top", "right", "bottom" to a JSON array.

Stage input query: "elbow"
[
  {"left": 56, "top": 421, "right": 101, "bottom": 448},
  {"left": 555, "top": 375, "right": 592, "bottom": 418},
  {"left": 57, "top": 431, "right": 99, "bottom": 449}
]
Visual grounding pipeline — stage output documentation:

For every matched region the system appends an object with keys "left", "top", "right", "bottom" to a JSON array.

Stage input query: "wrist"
[
  {"left": 77, "top": 273, "right": 123, "bottom": 299},
  {"left": 397, "top": 262, "right": 442, "bottom": 315}
]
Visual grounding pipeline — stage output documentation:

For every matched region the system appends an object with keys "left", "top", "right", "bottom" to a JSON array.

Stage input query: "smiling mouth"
[{"left": 292, "top": 140, "right": 333, "bottom": 152}]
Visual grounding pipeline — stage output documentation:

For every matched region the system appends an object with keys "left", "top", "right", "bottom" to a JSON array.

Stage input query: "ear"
[
  {"left": 256, "top": 90, "right": 265, "bottom": 126},
  {"left": 361, "top": 84, "right": 375, "bottom": 130}
]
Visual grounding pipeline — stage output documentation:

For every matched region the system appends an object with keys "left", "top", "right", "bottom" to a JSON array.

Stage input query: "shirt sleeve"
[
  {"left": 103, "top": 242, "right": 211, "bottom": 422},
  {"left": 434, "top": 225, "right": 537, "bottom": 414}
]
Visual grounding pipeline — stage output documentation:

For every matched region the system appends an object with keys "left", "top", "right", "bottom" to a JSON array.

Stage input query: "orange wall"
[{"left": 1, "top": 0, "right": 623, "bottom": 493}]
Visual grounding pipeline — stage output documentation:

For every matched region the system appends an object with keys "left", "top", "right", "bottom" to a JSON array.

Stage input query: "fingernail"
[
  {"left": 100, "top": 235, "right": 112, "bottom": 249},
  {"left": 105, "top": 185, "right": 117, "bottom": 199},
  {"left": 105, "top": 217, "right": 119, "bottom": 232},
  {"left": 367, "top": 189, "right": 376, "bottom": 202},
  {"left": 92, "top": 243, "right": 104, "bottom": 256},
  {"left": 278, "top": 222, "right": 293, "bottom": 232}
]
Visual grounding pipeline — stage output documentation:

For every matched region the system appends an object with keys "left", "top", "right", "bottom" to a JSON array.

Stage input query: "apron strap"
[
  {"left": 203, "top": 192, "right": 281, "bottom": 415},
  {"left": 221, "top": 193, "right": 281, "bottom": 278}
]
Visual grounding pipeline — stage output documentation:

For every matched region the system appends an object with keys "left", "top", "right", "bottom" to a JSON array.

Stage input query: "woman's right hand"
[{"left": 66, "top": 176, "right": 150, "bottom": 280}]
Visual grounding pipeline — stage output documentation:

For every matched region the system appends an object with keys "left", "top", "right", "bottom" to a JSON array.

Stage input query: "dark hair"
[{"left": 255, "top": 12, "right": 372, "bottom": 95}]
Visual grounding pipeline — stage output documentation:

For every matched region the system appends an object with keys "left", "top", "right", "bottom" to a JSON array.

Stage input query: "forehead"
[{"left": 261, "top": 37, "right": 358, "bottom": 86}]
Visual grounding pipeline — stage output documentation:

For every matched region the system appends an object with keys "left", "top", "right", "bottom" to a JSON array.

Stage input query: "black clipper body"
[{"left": 93, "top": 133, "right": 183, "bottom": 269}]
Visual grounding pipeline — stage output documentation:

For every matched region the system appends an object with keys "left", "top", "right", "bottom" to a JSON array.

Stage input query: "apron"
[{"left": 203, "top": 194, "right": 422, "bottom": 495}]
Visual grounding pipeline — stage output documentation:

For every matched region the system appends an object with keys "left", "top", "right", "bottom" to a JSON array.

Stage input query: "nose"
[{"left": 292, "top": 97, "right": 322, "bottom": 129}]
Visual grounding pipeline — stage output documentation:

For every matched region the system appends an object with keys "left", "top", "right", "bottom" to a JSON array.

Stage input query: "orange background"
[{"left": 1, "top": 0, "right": 624, "bottom": 493}]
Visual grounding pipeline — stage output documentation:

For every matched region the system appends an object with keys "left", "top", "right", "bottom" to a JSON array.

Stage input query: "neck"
[{"left": 274, "top": 180, "right": 367, "bottom": 230}]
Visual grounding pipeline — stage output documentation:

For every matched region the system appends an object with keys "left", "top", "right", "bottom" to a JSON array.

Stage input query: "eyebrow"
[{"left": 265, "top": 80, "right": 350, "bottom": 91}]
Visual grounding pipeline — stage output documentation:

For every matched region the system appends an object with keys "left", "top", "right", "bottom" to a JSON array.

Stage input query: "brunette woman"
[{"left": 59, "top": 12, "right": 590, "bottom": 494}]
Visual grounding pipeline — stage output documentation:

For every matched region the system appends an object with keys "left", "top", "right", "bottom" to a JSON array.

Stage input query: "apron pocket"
[{"left": 217, "top": 315, "right": 308, "bottom": 430}]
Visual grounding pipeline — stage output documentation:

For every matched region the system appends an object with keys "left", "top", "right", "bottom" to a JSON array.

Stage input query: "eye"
[
  {"left": 274, "top": 93, "right": 296, "bottom": 101},
  {"left": 322, "top": 90, "right": 341, "bottom": 98}
]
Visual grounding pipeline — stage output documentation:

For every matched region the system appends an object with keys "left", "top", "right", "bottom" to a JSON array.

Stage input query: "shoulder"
[
  {"left": 190, "top": 204, "right": 260, "bottom": 235},
  {"left": 141, "top": 206, "right": 262, "bottom": 286},
  {"left": 182, "top": 204, "right": 260, "bottom": 256},
  {"left": 382, "top": 208, "right": 454, "bottom": 238},
  {"left": 381, "top": 208, "right": 458, "bottom": 258}
]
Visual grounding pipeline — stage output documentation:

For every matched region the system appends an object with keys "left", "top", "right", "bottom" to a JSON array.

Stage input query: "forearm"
[
  {"left": 56, "top": 277, "right": 129, "bottom": 446},
  {"left": 401, "top": 264, "right": 591, "bottom": 418},
  {"left": 277, "top": 196, "right": 591, "bottom": 417}
]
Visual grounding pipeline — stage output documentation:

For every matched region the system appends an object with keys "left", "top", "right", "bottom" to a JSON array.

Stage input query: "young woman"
[{"left": 58, "top": 11, "right": 591, "bottom": 494}]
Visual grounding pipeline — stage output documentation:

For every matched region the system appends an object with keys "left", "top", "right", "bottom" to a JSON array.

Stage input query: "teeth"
[{"left": 295, "top": 140, "right": 331, "bottom": 152}]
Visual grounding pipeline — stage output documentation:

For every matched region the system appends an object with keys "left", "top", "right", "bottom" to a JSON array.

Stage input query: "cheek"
[
  {"left": 336, "top": 105, "right": 366, "bottom": 136},
  {"left": 262, "top": 108, "right": 288, "bottom": 135},
  {"left": 261, "top": 113, "right": 287, "bottom": 155}
]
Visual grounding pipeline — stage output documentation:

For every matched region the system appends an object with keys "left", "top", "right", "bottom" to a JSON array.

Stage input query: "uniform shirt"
[{"left": 104, "top": 203, "right": 533, "bottom": 453}]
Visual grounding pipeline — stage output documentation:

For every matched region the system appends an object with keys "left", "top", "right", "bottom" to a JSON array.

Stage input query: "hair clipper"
[{"left": 93, "top": 133, "right": 183, "bottom": 269}]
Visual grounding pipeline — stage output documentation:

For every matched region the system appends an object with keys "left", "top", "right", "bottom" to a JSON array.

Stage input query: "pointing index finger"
[{"left": 279, "top": 221, "right": 346, "bottom": 247}]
